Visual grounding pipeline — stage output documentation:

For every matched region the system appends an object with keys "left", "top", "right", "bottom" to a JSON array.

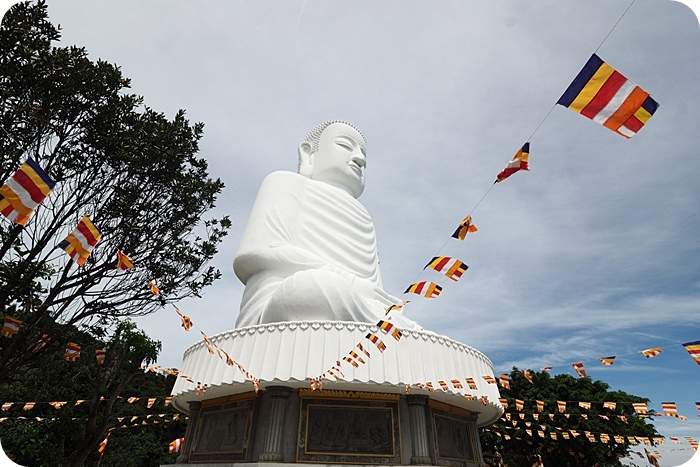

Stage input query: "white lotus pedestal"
[{"left": 168, "top": 322, "right": 503, "bottom": 467}]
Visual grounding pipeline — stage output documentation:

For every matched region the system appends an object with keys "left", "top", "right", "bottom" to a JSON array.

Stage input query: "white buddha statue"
[{"left": 233, "top": 120, "right": 418, "bottom": 330}]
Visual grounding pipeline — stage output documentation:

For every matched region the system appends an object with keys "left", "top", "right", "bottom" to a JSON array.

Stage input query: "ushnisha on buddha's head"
[{"left": 297, "top": 120, "right": 367, "bottom": 199}]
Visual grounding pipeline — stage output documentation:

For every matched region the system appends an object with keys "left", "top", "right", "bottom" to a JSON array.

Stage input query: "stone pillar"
[
  {"left": 176, "top": 400, "right": 202, "bottom": 464},
  {"left": 407, "top": 395, "right": 432, "bottom": 465},
  {"left": 469, "top": 413, "right": 484, "bottom": 465},
  {"left": 259, "top": 386, "right": 292, "bottom": 461}
]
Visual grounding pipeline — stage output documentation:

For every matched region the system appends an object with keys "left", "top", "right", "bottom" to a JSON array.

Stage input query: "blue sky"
[{"left": 3, "top": 0, "right": 700, "bottom": 465}]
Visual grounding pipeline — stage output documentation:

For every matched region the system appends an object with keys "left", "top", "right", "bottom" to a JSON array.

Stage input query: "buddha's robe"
[{"left": 234, "top": 171, "right": 416, "bottom": 329}]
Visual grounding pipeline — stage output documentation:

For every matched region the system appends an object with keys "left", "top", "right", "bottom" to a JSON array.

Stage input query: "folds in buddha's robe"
[{"left": 234, "top": 171, "right": 415, "bottom": 329}]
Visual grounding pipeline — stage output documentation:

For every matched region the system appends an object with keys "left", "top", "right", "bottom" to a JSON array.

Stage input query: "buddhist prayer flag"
[
  {"left": 376, "top": 320, "right": 402, "bottom": 341},
  {"left": 600, "top": 356, "right": 615, "bottom": 366},
  {"left": 404, "top": 281, "right": 442, "bottom": 298},
  {"left": 639, "top": 347, "right": 663, "bottom": 358},
  {"left": 572, "top": 361, "right": 587, "bottom": 378},
  {"left": 481, "top": 395, "right": 489, "bottom": 405},
  {"left": 682, "top": 340, "right": 700, "bottom": 365},
  {"left": 536, "top": 400, "right": 544, "bottom": 412},
  {"left": 451, "top": 379, "right": 463, "bottom": 389},
  {"left": 522, "top": 369, "right": 534, "bottom": 384},
  {"left": 98, "top": 432, "right": 110, "bottom": 459},
  {"left": 540, "top": 366, "right": 553, "bottom": 372},
  {"left": 169, "top": 437, "right": 184, "bottom": 454},
  {"left": 356, "top": 343, "right": 370, "bottom": 358},
  {"left": 670, "top": 437, "right": 680, "bottom": 444},
  {"left": 499, "top": 398, "right": 508, "bottom": 409},
  {"left": 603, "top": 401, "right": 616, "bottom": 410},
  {"left": 31, "top": 334, "right": 51, "bottom": 352},
  {"left": 465, "top": 378, "right": 477, "bottom": 390},
  {"left": 633, "top": 402, "right": 648, "bottom": 415},
  {"left": 116, "top": 250, "right": 134, "bottom": 270},
  {"left": 343, "top": 356, "right": 359, "bottom": 368},
  {"left": 200, "top": 332, "right": 215, "bottom": 355},
  {"left": 350, "top": 351, "right": 365, "bottom": 365},
  {"left": 496, "top": 143, "right": 530, "bottom": 183},
  {"left": 661, "top": 402, "right": 678, "bottom": 417},
  {"left": 482, "top": 375, "right": 497, "bottom": 385},
  {"left": 424, "top": 256, "right": 468, "bottom": 282},
  {"left": 63, "top": 342, "right": 80, "bottom": 361},
  {"left": 385, "top": 301, "right": 409, "bottom": 315},
  {"left": 557, "top": 401, "right": 566, "bottom": 413},
  {"left": 579, "top": 401, "right": 591, "bottom": 410},
  {"left": 0, "top": 157, "right": 56, "bottom": 225},
  {"left": 451, "top": 215, "right": 477, "bottom": 240},
  {"left": 95, "top": 349, "right": 106, "bottom": 365},
  {"left": 147, "top": 398, "right": 156, "bottom": 409},
  {"left": 365, "top": 333, "right": 386, "bottom": 352},
  {"left": 499, "top": 374, "right": 510, "bottom": 389},
  {"left": 1, "top": 317, "right": 21, "bottom": 338},
  {"left": 557, "top": 54, "right": 659, "bottom": 138},
  {"left": 58, "top": 216, "right": 102, "bottom": 266},
  {"left": 174, "top": 306, "right": 193, "bottom": 331},
  {"left": 149, "top": 280, "right": 160, "bottom": 295},
  {"left": 515, "top": 399, "right": 524, "bottom": 411},
  {"left": 438, "top": 381, "right": 449, "bottom": 391}
]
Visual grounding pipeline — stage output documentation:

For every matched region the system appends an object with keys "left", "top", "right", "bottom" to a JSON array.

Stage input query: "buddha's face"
[{"left": 310, "top": 123, "right": 366, "bottom": 198}]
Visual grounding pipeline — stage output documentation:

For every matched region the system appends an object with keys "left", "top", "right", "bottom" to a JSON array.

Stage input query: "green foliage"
[
  {"left": 480, "top": 368, "right": 660, "bottom": 467},
  {"left": 0, "top": 0, "right": 229, "bottom": 380},
  {"left": 0, "top": 323, "right": 185, "bottom": 466}
]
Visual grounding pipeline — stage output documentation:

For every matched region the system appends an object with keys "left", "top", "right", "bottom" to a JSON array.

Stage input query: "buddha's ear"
[{"left": 297, "top": 141, "right": 313, "bottom": 178}]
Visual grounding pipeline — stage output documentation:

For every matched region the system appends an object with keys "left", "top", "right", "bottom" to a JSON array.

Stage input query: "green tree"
[
  {"left": 0, "top": 0, "right": 230, "bottom": 382},
  {"left": 0, "top": 320, "right": 186, "bottom": 466},
  {"left": 480, "top": 368, "right": 661, "bottom": 467}
]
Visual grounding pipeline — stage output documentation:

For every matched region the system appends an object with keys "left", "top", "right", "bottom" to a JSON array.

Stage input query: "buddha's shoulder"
[{"left": 259, "top": 171, "right": 307, "bottom": 191}]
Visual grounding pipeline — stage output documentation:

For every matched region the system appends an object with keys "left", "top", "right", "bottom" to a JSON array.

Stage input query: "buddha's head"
[{"left": 298, "top": 120, "right": 367, "bottom": 199}]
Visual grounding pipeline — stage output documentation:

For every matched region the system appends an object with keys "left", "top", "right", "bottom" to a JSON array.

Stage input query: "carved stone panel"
[
  {"left": 298, "top": 396, "right": 401, "bottom": 464},
  {"left": 431, "top": 412, "right": 475, "bottom": 465},
  {"left": 189, "top": 397, "right": 256, "bottom": 463}
]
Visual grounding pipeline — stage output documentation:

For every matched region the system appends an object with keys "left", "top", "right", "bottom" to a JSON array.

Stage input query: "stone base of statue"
[{"left": 167, "top": 322, "right": 503, "bottom": 466}]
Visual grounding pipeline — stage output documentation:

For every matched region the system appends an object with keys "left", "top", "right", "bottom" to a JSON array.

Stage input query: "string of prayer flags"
[
  {"left": 58, "top": 216, "right": 102, "bottom": 266},
  {"left": 682, "top": 340, "right": 700, "bottom": 365},
  {"left": 149, "top": 281, "right": 160, "bottom": 296},
  {"left": 424, "top": 256, "right": 468, "bottom": 282},
  {"left": 661, "top": 402, "right": 678, "bottom": 417},
  {"left": 95, "top": 349, "right": 106, "bottom": 365},
  {"left": 98, "top": 432, "right": 110, "bottom": 459},
  {"left": 174, "top": 306, "right": 193, "bottom": 331},
  {"left": 63, "top": 342, "right": 80, "bottom": 361},
  {"left": 31, "top": 334, "right": 51, "bottom": 352},
  {"left": 572, "top": 361, "right": 587, "bottom": 378},
  {"left": 0, "top": 157, "right": 56, "bottom": 225},
  {"left": 600, "top": 356, "right": 616, "bottom": 366},
  {"left": 376, "top": 320, "right": 402, "bottom": 341},
  {"left": 200, "top": 332, "right": 215, "bottom": 355},
  {"left": 365, "top": 333, "right": 387, "bottom": 352},
  {"left": 404, "top": 281, "right": 442, "bottom": 298},
  {"left": 349, "top": 351, "right": 365, "bottom": 365},
  {"left": 116, "top": 250, "right": 134, "bottom": 270},
  {"left": 496, "top": 143, "right": 530, "bottom": 183},
  {"left": 451, "top": 215, "right": 477, "bottom": 240},
  {"left": 1, "top": 317, "right": 21, "bottom": 338},
  {"left": 639, "top": 347, "right": 663, "bottom": 358},
  {"left": 557, "top": 54, "right": 659, "bottom": 138},
  {"left": 645, "top": 448, "right": 661, "bottom": 467},
  {"left": 499, "top": 374, "right": 510, "bottom": 389},
  {"left": 169, "top": 437, "right": 184, "bottom": 454}
]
